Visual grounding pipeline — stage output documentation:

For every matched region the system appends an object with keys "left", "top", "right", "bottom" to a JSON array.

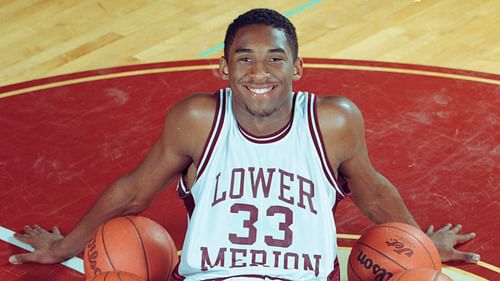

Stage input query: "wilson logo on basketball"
[
  {"left": 385, "top": 239, "right": 414, "bottom": 257},
  {"left": 85, "top": 234, "right": 103, "bottom": 276},
  {"left": 355, "top": 250, "right": 394, "bottom": 281}
]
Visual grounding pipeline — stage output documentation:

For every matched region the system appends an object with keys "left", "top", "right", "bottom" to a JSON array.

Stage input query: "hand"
[
  {"left": 9, "top": 225, "right": 66, "bottom": 264},
  {"left": 426, "top": 223, "right": 480, "bottom": 263}
]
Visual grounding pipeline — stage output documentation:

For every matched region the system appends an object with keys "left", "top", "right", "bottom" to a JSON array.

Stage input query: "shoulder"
[
  {"left": 166, "top": 93, "right": 218, "bottom": 127},
  {"left": 315, "top": 95, "right": 364, "bottom": 131},
  {"left": 315, "top": 95, "right": 366, "bottom": 163},
  {"left": 162, "top": 93, "right": 219, "bottom": 158}
]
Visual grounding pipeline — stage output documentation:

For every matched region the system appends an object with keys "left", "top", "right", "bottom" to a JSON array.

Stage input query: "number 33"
[{"left": 228, "top": 203, "right": 293, "bottom": 248}]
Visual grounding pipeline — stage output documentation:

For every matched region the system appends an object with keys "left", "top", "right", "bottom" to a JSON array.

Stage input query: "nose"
[{"left": 249, "top": 61, "right": 270, "bottom": 81}]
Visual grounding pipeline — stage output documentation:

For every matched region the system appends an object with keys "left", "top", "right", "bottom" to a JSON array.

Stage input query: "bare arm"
[
  {"left": 9, "top": 94, "right": 216, "bottom": 264},
  {"left": 318, "top": 96, "right": 479, "bottom": 263},
  {"left": 318, "top": 96, "right": 417, "bottom": 225}
]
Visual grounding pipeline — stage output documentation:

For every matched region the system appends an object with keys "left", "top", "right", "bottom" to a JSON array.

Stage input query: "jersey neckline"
[{"left": 236, "top": 92, "right": 298, "bottom": 144}]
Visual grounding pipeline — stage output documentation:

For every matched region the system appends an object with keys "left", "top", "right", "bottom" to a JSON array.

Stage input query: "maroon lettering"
[
  {"left": 302, "top": 254, "right": 321, "bottom": 277},
  {"left": 230, "top": 248, "right": 247, "bottom": 268},
  {"left": 212, "top": 173, "right": 226, "bottom": 207},
  {"left": 250, "top": 249, "right": 267, "bottom": 266},
  {"left": 229, "top": 168, "right": 245, "bottom": 199},
  {"left": 264, "top": 205, "right": 293, "bottom": 248},
  {"left": 228, "top": 203, "right": 258, "bottom": 245},
  {"left": 249, "top": 167, "right": 275, "bottom": 198},
  {"left": 278, "top": 169, "right": 294, "bottom": 205},
  {"left": 199, "top": 247, "right": 323, "bottom": 276},
  {"left": 297, "top": 175, "right": 317, "bottom": 214},
  {"left": 284, "top": 252, "right": 299, "bottom": 270},
  {"left": 272, "top": 251, "right": 282, "bottom": 268},
  {"left": 200, "top": 247, "right": 226, "bottom": 271},
  {"left": 212, "top": 167, "right": 318, "bottom": 216}
]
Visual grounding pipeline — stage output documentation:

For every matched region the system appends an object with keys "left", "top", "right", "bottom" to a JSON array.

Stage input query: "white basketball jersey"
[{"left": 174, "top": 88, "right": 349, "bottom": 280}]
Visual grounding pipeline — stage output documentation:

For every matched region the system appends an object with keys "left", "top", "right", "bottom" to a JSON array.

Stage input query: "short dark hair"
[{"left": 224, "top": 8, "right": 299, "bottom": 61}]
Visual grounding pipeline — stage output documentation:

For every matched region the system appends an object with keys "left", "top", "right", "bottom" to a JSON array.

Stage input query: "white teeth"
[{"left": 249, "top": 87, "right": 273, "bottom": 94}]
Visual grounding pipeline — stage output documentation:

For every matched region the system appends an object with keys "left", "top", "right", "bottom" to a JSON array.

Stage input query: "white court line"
[{"left": 0, "top": 225, "right": 84, "bottom": 274}]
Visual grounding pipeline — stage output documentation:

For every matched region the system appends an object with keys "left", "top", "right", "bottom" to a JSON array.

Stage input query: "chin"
[{"left": 245, "top": 105, "right": 275, "bottom": 118}]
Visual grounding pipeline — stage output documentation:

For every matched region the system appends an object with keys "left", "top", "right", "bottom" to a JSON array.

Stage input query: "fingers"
[
  {"left": 52, "top": 226, "right": 61, "bottom": 236},
  {"left": 450, "top": 249, "right": 481, "bottom": 264},
  {"left": 435, "top": 223, "right": 476, "bottom": 244},
  {"left": 23, "top": 225, "right": 39, "bottom": 235},
  {"left": 13, "top": 225, "right": 62, "bottom": 245},
  {"left": 9, "top": 253, "right": 37, "bottom": 265},
  {"left": 456, "top": 232, "right": 476, "bottom": 244},
  {"left": 13, "top": 225, "right": 41, "bottom": 242},
  {"left": 464, "top": 252, "right": 481, "bottom": 263},
  {"left": 426, "top": 225, "right": 434, "bottom": 235},
  {"left": 9, "top": 225, "right": 66, "bottom": 265},
  {"left": 450, "top": 224, "right": 462, "bottom": 234},
  {"left": 13, "top": 232, "right": 32, "bottom": 243},
  {"left": 438, "top": 223, "right": 453, "bottom": 232}
]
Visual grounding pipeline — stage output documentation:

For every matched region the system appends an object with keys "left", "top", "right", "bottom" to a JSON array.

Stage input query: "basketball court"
[{"left": 0, "top": 1, "right": 499, "bottom": 280}]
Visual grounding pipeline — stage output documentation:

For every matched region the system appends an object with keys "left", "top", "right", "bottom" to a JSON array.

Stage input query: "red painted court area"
[{"left": 0, "top": 59, "right": 498, "bottom": 280}]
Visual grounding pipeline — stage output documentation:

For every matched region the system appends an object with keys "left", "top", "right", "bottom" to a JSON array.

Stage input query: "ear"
[
  {"left": 218, "top": 57, "right": 229, "bottom": 80},
  {"left": 292, "top": 57, "right": 304, "bottom": 81}
]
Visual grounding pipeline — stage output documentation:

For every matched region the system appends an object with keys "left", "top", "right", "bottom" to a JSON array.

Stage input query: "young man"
[{"left": 10, "top": 8, "right": 478, "bottom": 280}]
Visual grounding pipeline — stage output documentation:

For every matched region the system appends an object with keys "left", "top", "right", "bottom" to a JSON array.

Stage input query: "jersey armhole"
[
  {"left": 195, "top": 89, "right": 226, "bottom": 179},
  {"left": 175, "top": 88, "right": 226, "bottom": 195},
  {"left": 307, "top": 93, "right": 351, "bottom": 199}
]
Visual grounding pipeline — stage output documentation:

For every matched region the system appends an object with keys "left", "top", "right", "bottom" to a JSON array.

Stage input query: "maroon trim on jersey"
[
  {"left": 335, "top": 171, "right": 351, "bottom": 204},
  {"left": 197, "top": 89, "right": 227, "bottom": 178},
  {"left": 176, "top": 177, "right": 195, "bottom": 217},
  {"left": 176, "top": 175, "right": 189, "bottom": 198},
  {"left": 307, "top": 93, "right": 351, "bottom": 198},
  {"left": 174, "top": 274, "right": 292, "bottom": 281},
  {"left": 237, "top": 93, "right": 298, "bottom": 144},
  {"left": 170, "top": 264, "right": 337, "bottom": 281},
  {"left": 169, "top": 263, "right": 185, "bottom": 280},
  {"left": 327, "top": 258, "right": 341, "bottom": 281}
]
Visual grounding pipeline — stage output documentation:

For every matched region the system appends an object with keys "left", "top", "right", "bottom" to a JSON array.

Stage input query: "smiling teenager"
[{"left": 9, "top": 8, "right": 479, "bottom": 281}]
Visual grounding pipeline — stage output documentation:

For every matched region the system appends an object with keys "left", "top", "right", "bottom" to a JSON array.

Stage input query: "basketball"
[
  {"left": 86, "top": 271, "right": 145, "bottom": 281},
  {"left": 83, "top": 216, "right": 179, "bottom": 281},
  {"left": 391, "top": 268, "right": 453, "bottom": 281},
  {"left": 347, "top": 222, "right": 441, "bottom": 281}
]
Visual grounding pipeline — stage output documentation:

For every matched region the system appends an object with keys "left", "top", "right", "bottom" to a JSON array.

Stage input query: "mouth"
[{"left": 245, "top": 85, "right": 276, "bottom": 95}]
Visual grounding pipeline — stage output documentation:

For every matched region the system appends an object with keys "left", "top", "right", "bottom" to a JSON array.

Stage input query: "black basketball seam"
[
  {"left": 126, "top": 216, "right": 151, "bottom": 281},
  {"left": 357, "top": 241, "right": 408, "bottom": 271},
  {"left": 103, "top": 271, "right": 109, "bottom": 281},
  {"left": 384, "top": 225, "right": 440, "bottom": 269},
  {"left": 117, "top": 271, "right": 124, "bottom": 281},
  {"left": 101, "top": 221, "right": 116, "bottom": 271}
]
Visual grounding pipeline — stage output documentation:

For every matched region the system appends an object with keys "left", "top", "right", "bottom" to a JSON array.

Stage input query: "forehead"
[{"left": 229, "top": 24, "right": 291, "bottom": 54}]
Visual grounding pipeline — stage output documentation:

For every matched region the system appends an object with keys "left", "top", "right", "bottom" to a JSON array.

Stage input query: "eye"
[
  {"left": 269, "top": 57, "right": 284, "bottom": 62},
  {"left": 238, "top": 57, "right": 252, "bottom": 62}
]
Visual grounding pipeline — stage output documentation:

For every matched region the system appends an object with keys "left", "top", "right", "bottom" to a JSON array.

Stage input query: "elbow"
[{"left": 123, "top": 197, "right": 150, "bottom": 215}]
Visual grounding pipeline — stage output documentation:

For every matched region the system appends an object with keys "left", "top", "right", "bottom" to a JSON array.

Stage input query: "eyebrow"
[{"left": 234, "top": 47, "right": 287, "bottom": 54}]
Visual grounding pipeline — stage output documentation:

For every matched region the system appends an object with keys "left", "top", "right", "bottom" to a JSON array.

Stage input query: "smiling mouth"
[{"left": 245, "top": 86, "right": 275, "bottom": 95}]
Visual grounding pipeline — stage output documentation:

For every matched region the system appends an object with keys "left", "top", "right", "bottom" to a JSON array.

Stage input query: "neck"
[{"left": 234, "top": 95, "right": 294, "bottom": 136}]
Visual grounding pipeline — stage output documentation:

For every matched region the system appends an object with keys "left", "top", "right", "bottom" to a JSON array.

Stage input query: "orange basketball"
[
  {"left": 83, "top": 216, "right": 179, "bottom": 281},
  {"left": 391, "top": 268, "right": 453, "bottom": 281},
  {"left": 347, "top": 222, "right": 441, "bottom": 281},
  {"left": 86, "top": 271, "right": 145, "bottom": 281}
]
